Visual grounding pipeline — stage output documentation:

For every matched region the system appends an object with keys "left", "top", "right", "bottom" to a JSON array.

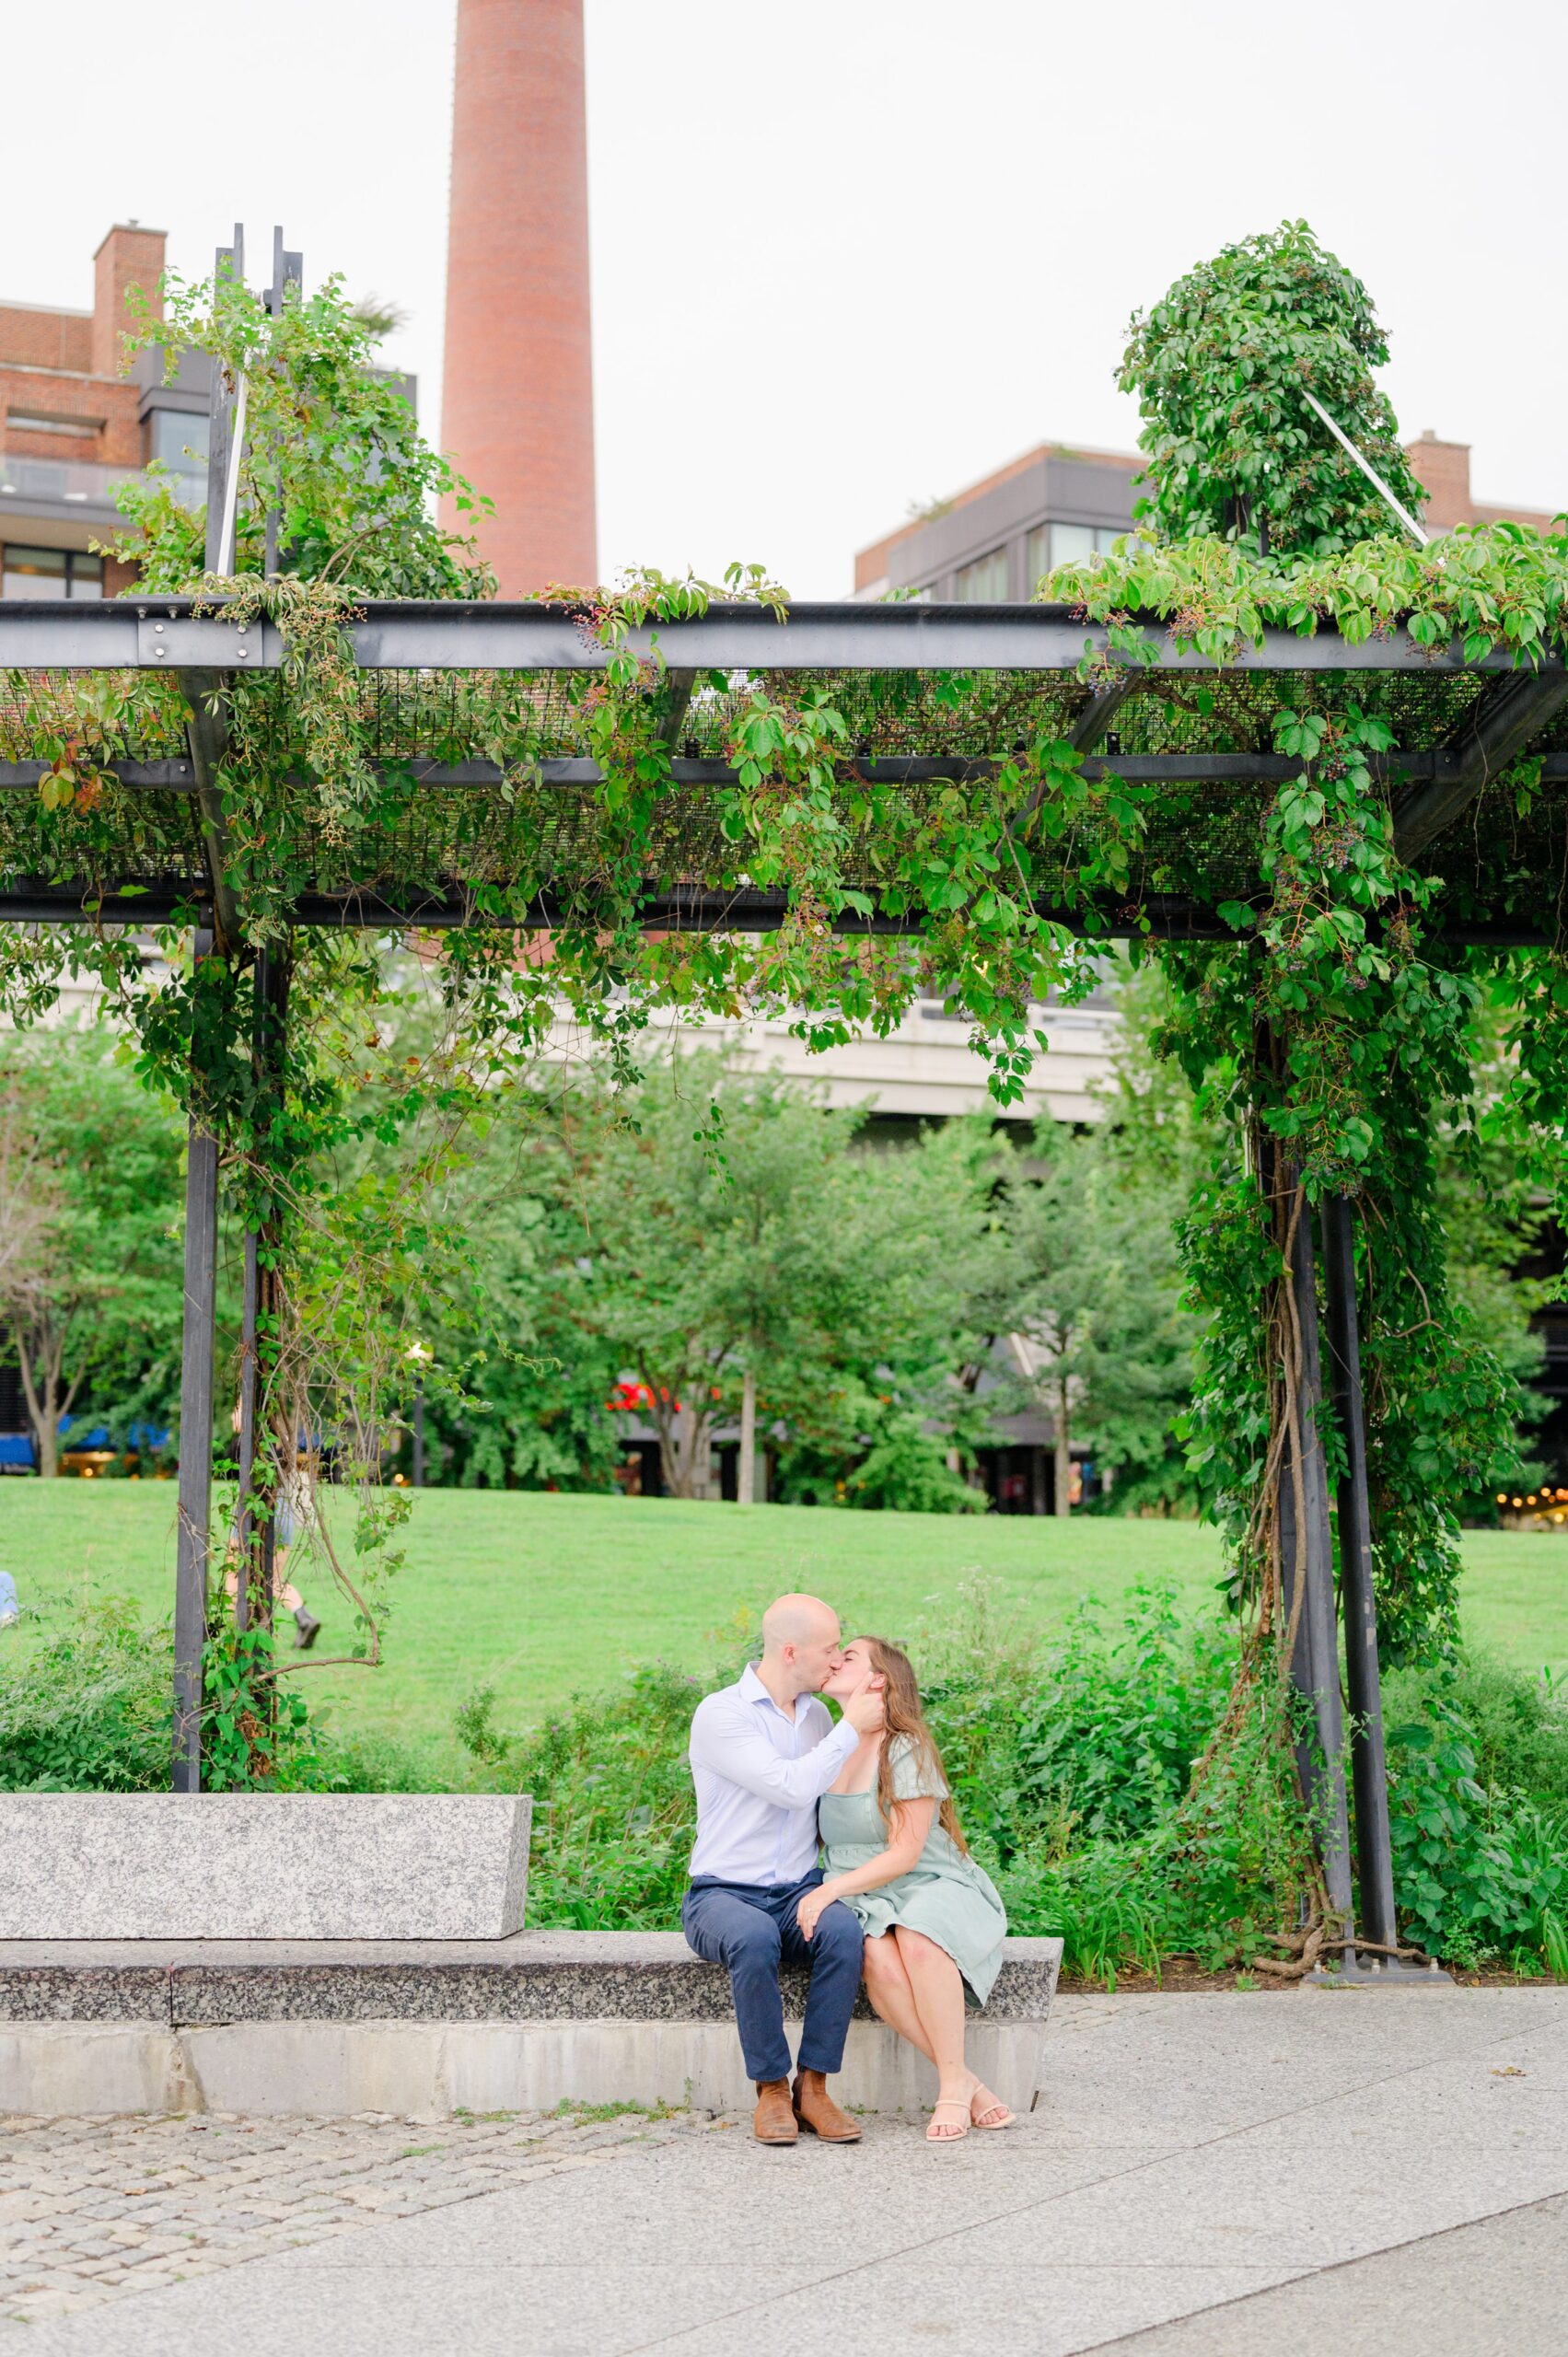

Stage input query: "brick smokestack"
[{"left": 440, "top": 0, "right": 598, "bottom": 595}]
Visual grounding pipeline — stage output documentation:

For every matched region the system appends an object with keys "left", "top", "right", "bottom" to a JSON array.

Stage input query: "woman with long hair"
[{"left": 797, "top": 1634, "right": 1012, "bottom": 2143}]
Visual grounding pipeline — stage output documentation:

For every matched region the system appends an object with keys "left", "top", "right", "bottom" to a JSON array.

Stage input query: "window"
[
  {"left": 1027, "top": 520, "right": 1131, "bottom": 592},
  {"left": 7, "top": 411, "right": 98, "bottom": 440},
  {"left": 1, "top": 547, "right": 104, "bottom": 601},
  {"left": 953, "top": 546, "right": 1009, "bottom": 602},
  {"left": 148, "top": 408, "right": 210, "bottom": 479}
]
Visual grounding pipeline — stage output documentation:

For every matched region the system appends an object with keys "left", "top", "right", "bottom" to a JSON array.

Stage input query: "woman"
[
  {"left": 220, "top": 1404, "right": 321, "bottom": 1650},
  {"left": 797, "top": 1635, "right": 1013, "bottom": 2143}
]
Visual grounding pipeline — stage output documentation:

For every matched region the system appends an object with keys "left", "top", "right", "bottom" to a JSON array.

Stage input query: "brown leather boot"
[
  {"left": 792, "top": 2069, "right": 862, "bottom": 2142},
  {"left": 753, "top": 2078, "right": 798, "bottom": 2144}
]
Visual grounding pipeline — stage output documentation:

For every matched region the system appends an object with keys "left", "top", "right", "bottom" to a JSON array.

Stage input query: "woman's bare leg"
[
  {"left": 862, "top": 1933, "right": 935, "bottom": 2062},
  {"left": 893, "top": 1928, "right": 975, "bottom": 2136}
]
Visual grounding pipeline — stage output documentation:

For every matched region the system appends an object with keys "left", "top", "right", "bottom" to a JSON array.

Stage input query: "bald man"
[{"left": 682, "top": 1594, "right": 882, "bottom": 2145}]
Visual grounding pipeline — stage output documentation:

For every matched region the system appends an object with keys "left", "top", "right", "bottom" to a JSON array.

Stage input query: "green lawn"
[{"left": 4, "top": 1485, "right": 1565, "bottom": 1759}]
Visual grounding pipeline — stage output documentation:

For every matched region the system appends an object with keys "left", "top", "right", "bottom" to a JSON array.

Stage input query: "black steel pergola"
[
  {"left": 4, "top": 585, "right": 1565, "bottom": 1977},
  {"left": 5, "top": 595, "right": 1561, "bottom": 935}
]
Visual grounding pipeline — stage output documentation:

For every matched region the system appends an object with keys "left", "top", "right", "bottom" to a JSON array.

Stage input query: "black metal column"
[
  {"left": 173, "top": 928, "right": 219, "bottom": 1794},
  {"left": 262, "top": 226, "right": 303, "bottom": 575},
  {"left": 235, "top": 942, "right": 289, "bottom": 1638},
  {"left": 1275, "top": 1169, "right": 1355, "bottom": 1929},
  {"left": 235, "top": 1225, "right": 262, "bottom": 1632},
  {"left": 1321, "top": 1191, "right": 1400, "bottom": 1955}
]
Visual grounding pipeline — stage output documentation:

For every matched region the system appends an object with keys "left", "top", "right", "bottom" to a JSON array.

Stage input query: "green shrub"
[
  {"left": 454, "top": 1582, "right": 1301, "bottom": 1969},
  {"left": 13, "top": 1583, "right": 1567, "bottom": 1982},
  {"left": 1385, "top": 1709, "right": 1568, "bottom": 1973},
  {"left": 1381, "top": 1652, "right": 1568, "bottom": 1972},
  {"left": 0, "top": 1599, "right": 170, "bottom": 1791},
  {"left": 912, "top": 1580, "right": 1238, "bottom": 1855},
  {"left": 0, "top": 1596, "right": 437, "bottom": 1796},
  {"left": 1385, "top": 1653, "right": 1568, "bottom": 1813},
  {"left": 456, "top": 1663, "right": 707, "bottom": 1928}
]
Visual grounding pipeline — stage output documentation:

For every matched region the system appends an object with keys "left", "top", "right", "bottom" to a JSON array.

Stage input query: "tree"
[
  {"left": 981, "top": 1123, "right": 1185, "bottom": 1517},
  {"left": 1118, "top": 219, "right": 1428, "bottom": 557},
  {"left": 0, "top": 1081, "right": 62, "bottom": 1307},
  {"left": 1093, "top": 217, "right": 1527, "bottom": 1658},
  {"left": 547, "top": 1058, "right": 997, "bottom": 1505},
  {"left": 556, "top": 1060, "right": 865, "bottom": 1499},
  {"left": 421, "top": 1139, "right": 627, "bottom": 1493},
  {"left": 0, "top": 1038, "right": 184, "bottom": 1476},
  {"left": 765, "top": 1115, "right": 1003, "bottom": 1514}
]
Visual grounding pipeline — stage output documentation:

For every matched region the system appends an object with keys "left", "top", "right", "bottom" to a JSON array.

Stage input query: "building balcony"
[{"left": 0, "top": 447, "right": 203, "bottom": 538}]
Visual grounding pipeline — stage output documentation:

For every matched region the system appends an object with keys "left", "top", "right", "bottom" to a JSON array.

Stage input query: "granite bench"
[{"left": 0, "top": 1932, "right": 1064, "bottom": 2118}]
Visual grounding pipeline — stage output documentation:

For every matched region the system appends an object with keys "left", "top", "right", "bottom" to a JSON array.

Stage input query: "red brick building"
[{"left": 0, "top": 224, "right": 208, "bottom": 601}]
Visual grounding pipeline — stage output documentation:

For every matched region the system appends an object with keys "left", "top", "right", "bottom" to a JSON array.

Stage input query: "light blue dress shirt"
[{"left": 688, "top": 1663, "right": 860, "bottom": 1887}]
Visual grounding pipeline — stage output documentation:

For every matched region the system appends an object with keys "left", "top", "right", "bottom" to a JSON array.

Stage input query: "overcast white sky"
[{"left": 4, "top": 0, "right": 1564, "bottom": 596}]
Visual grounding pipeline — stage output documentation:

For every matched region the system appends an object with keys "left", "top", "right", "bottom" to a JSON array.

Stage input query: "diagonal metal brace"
[
  {"left": 1069, "top": 672, "right": 1142, "bottom": 754},
  {"left": 1392, "top": 668, "right": 1568, "bottom": 862},
  {"left": 655, "top": 668, "right": 697, "bottom": 751},
  {"left": 1014, "top": 670, "right": 1144, "bottom": 845}
]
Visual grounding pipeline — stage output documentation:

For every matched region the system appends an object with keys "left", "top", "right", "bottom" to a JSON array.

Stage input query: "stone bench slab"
[
  {"left": 0, "top": 1931, "right": 1063, "bottom": 2026},
  {"left": 0, "top": 1794, "right": 531, "bottom": 1941}
]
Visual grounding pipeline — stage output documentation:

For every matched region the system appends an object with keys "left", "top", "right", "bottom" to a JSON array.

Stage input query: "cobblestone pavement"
[{"left": 0, "top": 2105, "right": 731, "bottom": 2328}]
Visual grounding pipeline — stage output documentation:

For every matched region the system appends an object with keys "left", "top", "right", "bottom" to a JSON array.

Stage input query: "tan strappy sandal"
[
  {"left": 970, "top": 2092, "right": 1017, "bottom": 2131},
  {"left": 926, "top": 2096, "right": 971, "bottom": 2143}
]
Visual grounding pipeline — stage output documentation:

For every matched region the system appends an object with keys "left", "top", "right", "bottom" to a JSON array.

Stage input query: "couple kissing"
[{"left": 682, "top": 1592, "right": 1013, "bottom": 2145}]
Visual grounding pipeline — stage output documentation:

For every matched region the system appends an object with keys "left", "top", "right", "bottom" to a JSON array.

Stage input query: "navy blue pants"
[{"left": 682, "top": 1872, "right": 865, "bottom": 2086}]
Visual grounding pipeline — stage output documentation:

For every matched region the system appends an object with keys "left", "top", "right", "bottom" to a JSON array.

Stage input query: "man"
[{"left": 682, "top": 1593, "right": 881, "bottom": 2146}]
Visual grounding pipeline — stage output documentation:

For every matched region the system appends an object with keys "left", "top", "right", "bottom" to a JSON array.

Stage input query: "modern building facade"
[
  {"left": 853, "top": 429, "right": 1559, "bottom": 602},
  {"left": 549, "top": 984, "right": 1120, "bottom": 1129},
  {"left": 0, "top": 225, "right": 206, "bottom": 603},
  {"left": 854, "top": 441, "right": 1139, "bottom": 604}
]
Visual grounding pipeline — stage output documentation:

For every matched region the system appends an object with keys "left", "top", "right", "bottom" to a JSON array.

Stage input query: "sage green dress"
[{"left": 819, "top": 1734, "right": 1007, "bottom": 2007}]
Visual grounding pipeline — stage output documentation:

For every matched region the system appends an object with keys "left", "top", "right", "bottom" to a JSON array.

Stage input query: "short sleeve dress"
[{"left": 818, "top": 1734, "right": 1007, "bottom": 2006}]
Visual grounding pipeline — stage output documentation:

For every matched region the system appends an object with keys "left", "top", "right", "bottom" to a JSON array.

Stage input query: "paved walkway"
[{"left": 5, "top": 1987, "right": 1567, "bottom": 2355}]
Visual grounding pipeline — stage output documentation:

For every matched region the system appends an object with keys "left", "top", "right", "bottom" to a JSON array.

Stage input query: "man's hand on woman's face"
[{"left": 841, "top": 1680, "right": 885, "bottom": 1736}]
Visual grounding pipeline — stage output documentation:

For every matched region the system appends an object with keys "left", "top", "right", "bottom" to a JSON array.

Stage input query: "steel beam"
[
  {"left": 342, "top": 600, "right": 1558, "bottom": 677},
  {"left": 9, "top": 597, "right": 1562, "bottom": 679},
  {"left": 2, "top": 879, "right": 1562, "bottom": 946},
  {"left": 262, "top": 228, "right": 303, "bottom": 576},
  {"left": 1070, "top": 673, "right": 1143, "bottom": 752},
  {"left": 0, "top": 600, "right": 277, "bottom": 669},
  {"left": 10, "top": 747, "right": 1568, "bottom": 798},
  {"left": 12, "top": 746, "right": 1568, "bottom": 799},
  {"left": 173, "top": 927, "right": 220, "bottom": 1794}
]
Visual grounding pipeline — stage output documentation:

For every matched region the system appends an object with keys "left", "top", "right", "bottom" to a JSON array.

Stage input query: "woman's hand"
[{"left": 796, "top": 1881, "right": 842, "bottom": 1942}]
